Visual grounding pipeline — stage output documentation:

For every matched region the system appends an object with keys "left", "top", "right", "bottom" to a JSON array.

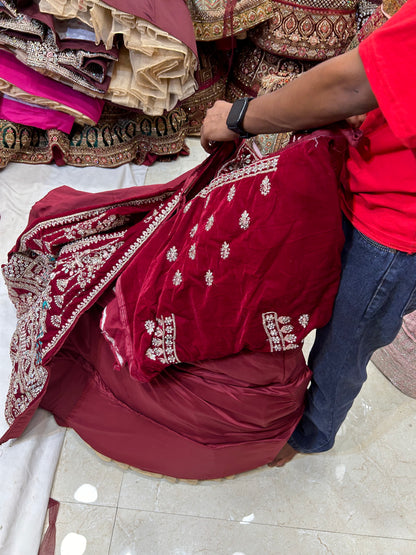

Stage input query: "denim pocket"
[{"left": 356, "top": 229, "right": 397, "bottom": 254}]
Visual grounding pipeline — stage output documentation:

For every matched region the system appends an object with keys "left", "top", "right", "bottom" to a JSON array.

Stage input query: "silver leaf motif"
[
  {"left": 205, "top": 215, "right": 214, "bottom": 231},
  {"left": 166, "top": 246, "right": 178, "bottom": 262},
  {"left": 205, "top": 270, "right": 214, "bottom": 286},
  {"left": 260, "top": 175, "right": 271, "bottom": 196},
  {"left": 172, "top": 270, "right": 182, "bottom": 286},
  {"left": 239, "top": 211, "right": 250, "bottom": 230},
  {"left": 220, "top": 242, "right": 230, "bottom": 259},
  {"left": 188, "top": 243, "right": 196, "bottom": 260}
]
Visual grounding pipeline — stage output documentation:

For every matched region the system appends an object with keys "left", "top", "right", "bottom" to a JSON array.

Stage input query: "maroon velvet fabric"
[
  {"left": 104, "top": 135, "right": 346, "bottom": 382},
  {"left": 42, "top": 305, "right": 311, "bottom": 479},
  {"left": 2, "top": 129, "right": 350, "bottom": 478}
]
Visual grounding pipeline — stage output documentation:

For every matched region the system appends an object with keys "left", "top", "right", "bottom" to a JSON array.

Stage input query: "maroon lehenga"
[{"left": 1, "top": 131, "right": 348, "bottom": 479}]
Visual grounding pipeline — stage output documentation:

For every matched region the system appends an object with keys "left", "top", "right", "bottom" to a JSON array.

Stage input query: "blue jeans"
[{"left": 289, "top": 218, "right": 416, "bottom": 453}]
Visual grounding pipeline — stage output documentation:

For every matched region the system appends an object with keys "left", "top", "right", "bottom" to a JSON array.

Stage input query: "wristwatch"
[{"left": 226, "top": 97, "right": 254, "bottom": 138}]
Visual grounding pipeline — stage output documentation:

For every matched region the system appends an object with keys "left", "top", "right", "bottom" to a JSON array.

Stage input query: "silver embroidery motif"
[
  {"left": 166, "top": 246, "right": 178, "bottom": 262},
  {"left": 205, "top": 215, "right": 214, "bottom": 231},
  {"left": 173, "top": 270, "right": 183, "bottom": 286},
  {"left": 183, "top": 201, "right": 192, "bottom": 213},
  {"left": 227, "top": 185, "right": 236, "bottom": 202},
  {"left": 145, "top": 320, "right": 156, "bottom": 335},
  {"left": 53, "top": 295, "right": 64, "bottom": 308},
  {"left": 221, "top": 242, "right": 230, "bottom": 259},
  {"left": 4, "top": 191, "right": 181, "bottom": 426},
  {"left": 145, "top": 314, "right": 180, "bottom": 365},
  {"left": 260, "top": 176, "right": 271, "bottom": 196},
  {"left": 205, "top": 270, "right": 214, "bottom": 286},
  {"left": 60, "top": 241, "right": 123, "bottom": 290},
  {"left": 299, "top": 314, "right": 310, "bottom": 328},
  {"left": 51, "top": 314, "right": 61, "bottom": 328},
  {"left": 239, "top": 211, "right": 250, "bottom": 230},
  {"left": 3, "top": 257, "right": 51, "bottom": 425},
  {"left": 204, "top": 195, "right": 210, "bottom": 208},
  {"left": 188, "top": 243, "right": 196, "bottom": 260},
  {"left": 198, "top": 148, "right": 280, "bottom": 199},
  {"left": 190, "top": 224, "right": 198, "bottom": 238},
  {"left": 57, "top": 278, "right": 69, "bottom": 292},
  {"left": 262, "top": 312, "right": 300, "bottom": 351}
]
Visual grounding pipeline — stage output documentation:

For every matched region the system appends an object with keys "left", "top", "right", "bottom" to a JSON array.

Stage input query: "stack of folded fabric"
[
  {"left": 0, "top": 0, "right": 197, "bottom": 167},
  {"left": 0, "top": 0, "right": 381, "bottom": 169}
]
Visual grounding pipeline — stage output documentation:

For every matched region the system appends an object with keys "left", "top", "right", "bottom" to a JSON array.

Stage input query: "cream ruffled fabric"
[{"left": 39, "top": 0, "right": 197, "bottom": 115}]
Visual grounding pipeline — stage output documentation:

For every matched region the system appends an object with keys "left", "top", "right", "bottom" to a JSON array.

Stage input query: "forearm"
[{"left": 242, "top": 48, "right": 378, "bottom": 135}]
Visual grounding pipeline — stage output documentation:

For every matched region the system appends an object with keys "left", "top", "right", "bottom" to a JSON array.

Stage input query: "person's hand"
[
  {"left": 200, "top": 100, "right": 239, "bottom": 153},
  {"left": 346, "top": 113, "right": 367, "bottom": 128}
]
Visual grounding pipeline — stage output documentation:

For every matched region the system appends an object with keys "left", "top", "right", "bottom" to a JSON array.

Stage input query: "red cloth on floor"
[
  {"left": 1, "top": 129, "right": 349, "bottom": 478},
  {"left": 42, "top": 305, "right": 311, "bottom": 479}
]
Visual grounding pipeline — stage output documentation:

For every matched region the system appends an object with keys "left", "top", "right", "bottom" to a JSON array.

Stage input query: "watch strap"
[{"left": 226, "top": 97, "right": 254, "bottom": 138}]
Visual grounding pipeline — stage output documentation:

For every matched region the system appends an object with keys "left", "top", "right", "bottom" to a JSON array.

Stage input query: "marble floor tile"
[
  {"left": 109, "top": 508, "right": 416, "bottom": 555},
  {"left": 51, "top": 429, "right": 124, "bottom": 507},
  {"left": 52, "top": 502, "right": 116, "bottom": 555},
  {"left": 115, "top": 363, "right": 416, "bottom": 541}
]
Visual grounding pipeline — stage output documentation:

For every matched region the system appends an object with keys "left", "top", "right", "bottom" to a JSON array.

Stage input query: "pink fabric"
[
  {"left": 0, "top": 49, "right": 104, "bottom": 123},
  {"left": 0, "top": 94, "right": 74, "bottom": 133},
  {"left": 372, "top": 311, "right": 416, "bottom": 399}
]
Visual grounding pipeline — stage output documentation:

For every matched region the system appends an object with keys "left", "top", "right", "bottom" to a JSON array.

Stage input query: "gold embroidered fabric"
[
  {"left": 0, "top": 103, "right": 189, "bottom": 168},
  {"left": 249, "top": 0, "right": 359, "bottom": 61},
  {"left": 0, "top": 77, "right": 97, "bottom": 125},
  {"left": 0, "top": 11, "right": 116, "bottom": 94},
  {"left": 348, "top": 3, "right": 386, "bottom": 48},
  {"left": 382, "top": 0, "right": 407, "bottom": 16},
  {"left": 39, "top": 0, "right": 198, "bottom": 115},
  {"left": 186, "top": 0, "right": 276, "bottom": 40},
  {"left": 226, "top": 39, "right": 315, "bottom": 102},
  {"left": 348, "top": 0, "right": 404, "bottom": 48},
  {"left": 355, "top": 0, "right": 382, "bottom": 30},
  {"left": 181, "top": 43, "right": 228, "bottom": 137},
  {"left": 249, "top": 71, "right": 298, "bottom": 156}
]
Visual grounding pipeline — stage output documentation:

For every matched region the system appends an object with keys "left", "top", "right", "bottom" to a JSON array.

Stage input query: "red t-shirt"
[{"left": 341, "top": 0, "right": 416, "bottom": 253}]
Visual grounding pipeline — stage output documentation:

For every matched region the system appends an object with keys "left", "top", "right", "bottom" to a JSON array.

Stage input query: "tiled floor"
[{"left": 46, "top": 140, "right": 416, "bottom": 554}]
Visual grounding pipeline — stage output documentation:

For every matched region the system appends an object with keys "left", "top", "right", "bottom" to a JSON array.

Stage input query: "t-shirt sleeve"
[{"left": 358, "top": 0, "right": 416, "bottom": 148}]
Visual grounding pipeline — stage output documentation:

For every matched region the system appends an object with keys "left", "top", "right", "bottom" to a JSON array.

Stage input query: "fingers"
[
  {"left": 200, "top": 100, "right": 236, "bottom": 152},
  {"left": 200, "top": 128, "right": 218, "bottom": 153}
]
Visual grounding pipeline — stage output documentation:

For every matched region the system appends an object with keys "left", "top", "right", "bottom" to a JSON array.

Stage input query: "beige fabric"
[
  {"left": 39, "top": 0, "right": 197, "bottom": 115},
  {"left": 0, "top": 79, "right": 97, "bottom": 126}
]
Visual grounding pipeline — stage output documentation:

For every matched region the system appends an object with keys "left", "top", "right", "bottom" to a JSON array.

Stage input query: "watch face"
[{"left": 227, "top": 98, "right": 250, "bottom": 135}]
